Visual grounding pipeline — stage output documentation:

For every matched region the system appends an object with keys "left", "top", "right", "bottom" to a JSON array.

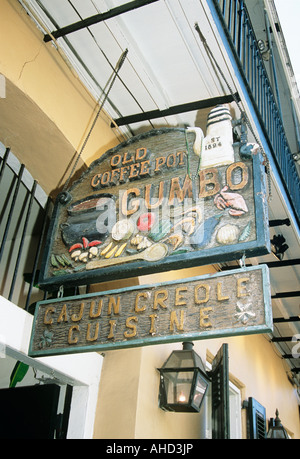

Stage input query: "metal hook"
[
  {"left": 239, "top": 253, "right": 246, "bottom": 269},
  {"left": 58, "top": 285, "right": 64, "bottom": 298}
]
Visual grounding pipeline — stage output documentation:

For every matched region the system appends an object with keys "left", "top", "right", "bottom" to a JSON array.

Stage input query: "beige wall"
[
  {"left": 206, "top": 334, "right": 300, "bottom": 438},
  {"left": 94, "top": 331, "right": 300, "bottom": 439},
  {"left": 0, "top": 0, "right": 123, "bottom": 195},
  {"left": 93, "top": 267, "right": 300, "bottom": 439}
]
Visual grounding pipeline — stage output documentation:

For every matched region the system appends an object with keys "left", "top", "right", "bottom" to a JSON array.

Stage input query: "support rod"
[
  {"left": 221, "top": 258, "right": 300, "bottom": 271},
  {"left": 0, "top": 164, "right": 25, "bottom": 263},
  {"left": 111, "top": 93, "right": 240, "bottom": 127},
  {"left": 0, "top": 147, "right": 10, "bottom": 185},
  {"left": 25, "top": 197, "right": 52, "bottom": 311},
  {"left": 260, "top": 259, "right": 300, "bottom": 268},
  {"left": 271, "top": 337, "right": 295, "bottom": 342},
  {"left": 269, "top": 218, "right": 290, "bottom": 227},
  {"left": 272, "top": 291, "right": 300, "bottom": 299},
  {"left": 273, "top": 316, "right": 300, "bottom": 324},
  {"left": 44, "top": 0, "right": 160, "bottom": 42},
  {"left": 8, "top": 180, "right": 38, "bottom": 302}
]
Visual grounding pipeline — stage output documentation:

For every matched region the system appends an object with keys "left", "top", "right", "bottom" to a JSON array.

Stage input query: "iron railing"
[
  {"left": 212, "top": 0, "right": 300, "bottom": 225},
  {"left": 0, "top": 145, "right": 86, "bottom": 312},
  {"left": 0, "top": 145, "right": 50, "bottom": 311}
]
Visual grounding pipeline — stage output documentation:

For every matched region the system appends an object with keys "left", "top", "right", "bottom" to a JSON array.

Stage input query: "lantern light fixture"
[
  {"left": 157, "top": 342, "right": 210, "bottom": 413},
  {"left": 267, "top": 409, "right": 289, "bottom": 439},
  {"left": 271, "top": 234, "right": 289, "bottom": 261}
]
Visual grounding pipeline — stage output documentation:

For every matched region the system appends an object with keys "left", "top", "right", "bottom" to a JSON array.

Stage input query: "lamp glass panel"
[
  {"left": 164, "top": 371, "right": 194, "bottom": 404},
  {"left": 192, "top": 372, "right": 208, "bottom": 408},
  {"left": 267, "top": 428, "right": 288, "bottom": 439},
  {"left": 163, "top": 351, "right": 194, "bottom": 369}
]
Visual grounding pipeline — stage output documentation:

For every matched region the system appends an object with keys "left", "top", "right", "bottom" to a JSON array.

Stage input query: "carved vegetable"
[
  {"left": 51, "top": 254, "right": 60, "bottom": 268},
  {"left": 148, "top": 220, "right": 172, "bottom": 242},
  {"left": 89, "top": 246, "right": 99, "bottom": 258},
  {"left": 112, "top": 220, "right": 134, "bottom": 241},
  {"left": 88, "top": 240, "right": 102, "bottom": 247},
  {"left": 131, "top": 235, "right": 144, "bottom": 246},
  {"left": 55, "top": 255, "right": 66, "bottom": 267},
  {"left": 60, "top": 254, "right": 72, "bottom": 266},
  {"left": 105, "top": 245, "right": 118, "bottom": 259},
  {"left": 70, "top": 249, "right": 82, "bottom": 261},
  {"left": 82, "top": 237, "right": 89, "bottom": 249},
  {"left": 79, "top": 252, "right": 89, "bottom": 263},
  {"left": 115, "top": 242, "right": 127, "bottom": 257},
  {"left": 137, "top": 238, "right": 152, "bottom": 250},
  {"left": 69, "top": 243, "right": 83, "bottom": 252},
  {"left": 51, "top": 253, "right": 73, "bottom": 267},
  {"left": 137, "top": 213, "right": 156, "bottom": 231},
  {"left": 131, "top": 235, "right": 152, "bottom": 250},
  {"left": 101, "top": 241, "right": 113, "bottom": 256}
]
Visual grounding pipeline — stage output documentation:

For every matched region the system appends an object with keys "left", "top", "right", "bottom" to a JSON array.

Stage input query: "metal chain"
[
  {"left": 62, "top": 49, "right": 128, "bottom": 192},
  {"left": 194, "top": 23, "right": 272, "bottom": 200}
]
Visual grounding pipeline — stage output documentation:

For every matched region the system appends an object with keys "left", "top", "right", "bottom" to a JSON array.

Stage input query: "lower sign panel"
[{"left": 29, "top": 265, "right": 272, "bottom": 357}]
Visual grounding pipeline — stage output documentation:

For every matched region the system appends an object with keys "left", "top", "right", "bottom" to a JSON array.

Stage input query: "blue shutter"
[{"left": 248, "top": 397, "right": 266, "bottom": 439}]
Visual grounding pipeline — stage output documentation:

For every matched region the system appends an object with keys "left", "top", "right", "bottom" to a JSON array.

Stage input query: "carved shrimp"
[{"left": 173, "top": 217, "right": 196, "bottom": 235}]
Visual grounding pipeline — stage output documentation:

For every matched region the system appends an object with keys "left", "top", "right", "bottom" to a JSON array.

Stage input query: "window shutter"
[
  {"left": 211, "top": 343, "right": 230, "bottom": 439},
  {"left": 248, "top": 397, "right": 267, "bottom": 439}
]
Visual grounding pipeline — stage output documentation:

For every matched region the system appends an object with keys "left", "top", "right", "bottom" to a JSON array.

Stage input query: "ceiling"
[
  {"left": 20, "top": 0, "right": 238, "bottom": 136},
  {"left": 17, "top": 0, "right": 300, "bottom": 387}
]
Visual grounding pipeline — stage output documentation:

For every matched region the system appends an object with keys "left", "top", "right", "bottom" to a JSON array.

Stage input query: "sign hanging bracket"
[
  {"left": 57, "top": 285, "right": 64, "bottom": 298},
  {"left": 61, "top": 48, "right": 128, "bottom": 192},
  {"left": 239, "top": 253, "right": 246, "bottom": 269}
]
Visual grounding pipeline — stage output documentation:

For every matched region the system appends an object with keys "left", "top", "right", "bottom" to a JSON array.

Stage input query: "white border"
[{"left": 0, "top": 295, "right": 103, "bottom": 438}]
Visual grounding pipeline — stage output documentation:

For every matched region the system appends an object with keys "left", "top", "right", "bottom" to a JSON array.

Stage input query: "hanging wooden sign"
[
  {"left": 39, "top": 106, "right": 270, "bottom": 289},
  {"left": 29, "top": 265, "right": 272, "bottom": 357}
]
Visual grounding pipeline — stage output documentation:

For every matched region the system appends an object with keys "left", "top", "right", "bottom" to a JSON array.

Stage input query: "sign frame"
[
  {"left": 38, "top": 127, "right": 270, "bottom": 290},
  {"left": 29, "top": 265, "right": 273, "bottom": 358}
]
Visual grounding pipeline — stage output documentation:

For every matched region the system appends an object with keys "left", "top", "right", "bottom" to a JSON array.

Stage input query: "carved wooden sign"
[
  {"left": 29, "top": 265, "right": 272, "bottom": 357},
  {"left": 39, "top": 106, "right": 270, "bottom": 288}
]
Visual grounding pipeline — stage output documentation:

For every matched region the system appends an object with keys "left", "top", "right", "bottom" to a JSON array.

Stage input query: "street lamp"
[
  {"left": 267, "top": 409, "right": 289, "bottom": 439},
  {"left": 158, "top": 342, "right": 210, "bottom": 412}
]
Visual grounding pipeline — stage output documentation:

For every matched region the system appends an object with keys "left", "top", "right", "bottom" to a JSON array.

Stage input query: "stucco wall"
[
  {"left": 93, "top": 331, "right": 300, "bottom": 439},
  {"left": 0, "top": 0, "right": 122, "bottom": 195},
  {"left": 93, "top": 267, "right": 300, "bottom": 439}
]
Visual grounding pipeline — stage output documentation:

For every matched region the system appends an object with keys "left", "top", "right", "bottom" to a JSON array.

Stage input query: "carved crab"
[{"left": 214, "top": 186, "right": 248, "bottom": 217}]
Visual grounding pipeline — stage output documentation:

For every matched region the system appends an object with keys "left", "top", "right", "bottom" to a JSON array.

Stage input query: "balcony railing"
[
  {"left": 211, "top": 0, "right": 300, "bottom": 225},
  {"left": 0, "top": 144, "right": 89, "bottom": 312},
  {"left": 0, "top": 145, "right": 49, "bottom": 311}
]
